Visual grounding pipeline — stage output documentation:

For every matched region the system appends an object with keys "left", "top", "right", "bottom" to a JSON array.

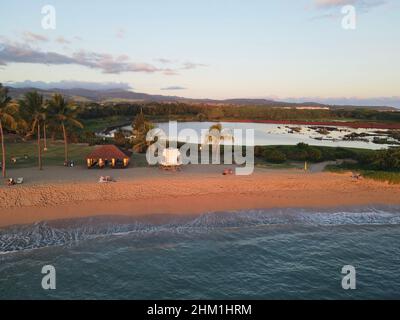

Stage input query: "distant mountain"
[
  {"left": 6, "top": 86, "right": 398, "bottom": 111},
  {"left": 7, "top": 87, "right": 181, "bottom": 103}
]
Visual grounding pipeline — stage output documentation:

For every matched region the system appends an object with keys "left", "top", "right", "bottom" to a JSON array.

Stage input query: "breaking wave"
[{"left": 1, "top": 206, "right": 400, "bottom": 253}]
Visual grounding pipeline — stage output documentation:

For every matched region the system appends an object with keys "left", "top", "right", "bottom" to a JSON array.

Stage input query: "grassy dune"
[{"left": 325, "top": 164, "right": 400, "bottom": 184}]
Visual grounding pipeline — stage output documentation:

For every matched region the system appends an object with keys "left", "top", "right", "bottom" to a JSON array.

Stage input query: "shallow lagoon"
[{"left": 112, "top": 121, "right": 396, "bottom": 150}]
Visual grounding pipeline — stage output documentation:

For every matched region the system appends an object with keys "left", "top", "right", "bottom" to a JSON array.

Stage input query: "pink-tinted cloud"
[
  {"left": 181, "top": 62, "right": 207, "bottom": 70},
  {"left": 6, "top": 80, "right": 133, "bottom": 91},
  {"left": 21, "top": 31, "right": 49, "bottom": 43},
  {"left": 56, "top": 36, "right": 71, "bottom": 44},
  {"left": 0, "top": 39, "right": 205, "bottom": 75}
]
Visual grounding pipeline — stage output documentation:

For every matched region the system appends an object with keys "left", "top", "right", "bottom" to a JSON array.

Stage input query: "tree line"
[
  {"left": 0, "top": 84, "right": 83, "bottom": 178},
  {"left": 77, "top": 101, "right": 400, "bottom": 123}
]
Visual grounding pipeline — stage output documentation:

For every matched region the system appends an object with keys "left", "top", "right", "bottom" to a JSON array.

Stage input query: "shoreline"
[
  {"left": 108, "top": 119, "right": 400, "bottom": 131},
  {"left": 1, "top": 169, "right": 400, "bottom": 227},
  {"left": 223, "top": 119, "right": 400, "bottom": 129}
]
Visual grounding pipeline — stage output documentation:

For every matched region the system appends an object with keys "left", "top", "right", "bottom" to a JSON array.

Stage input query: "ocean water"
[{"left": 1, "top": 206, "right": 400, "bottom": 300}]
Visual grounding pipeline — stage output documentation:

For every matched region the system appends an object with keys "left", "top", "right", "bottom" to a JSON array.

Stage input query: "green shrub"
[
  {"left": 307, "top": 148, "right": 323, "bottom": 162},
  {"left": 287, "top": 149, "right": 308, "bottom": 161},
  {"left": 264, "top": 149, "right": 287, "bottom": 163}
]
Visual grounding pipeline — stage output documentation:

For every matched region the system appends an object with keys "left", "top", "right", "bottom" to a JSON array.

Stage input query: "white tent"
[{"left": 160, "top": 148, "right": 182, "bottom": 167}]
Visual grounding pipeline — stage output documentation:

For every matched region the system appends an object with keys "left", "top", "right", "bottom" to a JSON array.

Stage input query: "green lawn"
[
  {"left": 80, "top": 116, "right": 132, "bottom": 132},
  {"left": 2, "top": 140, "right": 151, "bottom": 169},
  {"left": 3, "top": 141, "right": 96, "bottom": 169}
]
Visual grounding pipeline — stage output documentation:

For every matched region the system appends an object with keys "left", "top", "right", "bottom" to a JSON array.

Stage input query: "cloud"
[
  {"left": 22, "top": 31, "right": 49, "bottom": 43},
  {"left": 0, "top": 36, "right": 206, "bottom": 75},
  {"left": 309, "top": 13, "right": 336, "bottom": 20},
  {"left": 71, "top": 49, "right": 161, "bottom": 73},
  {"left": 314, "top": 0, "right": 387, "bottom": 10},
  {"left": 181, "top": 62, "right": 207, "bottom": 70},
  {"left": 56, "top": 36, "right": 71, "bottom": 44},
  {"left": 163, "top": 68, "right": 180, "bottom": 76},
  {"left": 160, "top": 86, "right": 187, "bottom": 91},
  {"left": 115, "top": 28, "right": 126, "bottom": 39},
  {"left": 156, "top": 58, "right": 174, "bottom": 64},
  {"left": 156, "top": 60, "right": 206, "bottom": 73},
  {"left": 314, "top": 0, "right": 355, "bottom": 7},
  {"left": 0, "top": 41, "right": 77, "bottom": 66},
  {"left": 0, "top": 41, "right": 165, "bottom": 74},
  {"left": 5, "top": 80, "right": 133, "bottom": 91},
  {"left": 310, "top": 0, "right": 387, "bottom": 20}
]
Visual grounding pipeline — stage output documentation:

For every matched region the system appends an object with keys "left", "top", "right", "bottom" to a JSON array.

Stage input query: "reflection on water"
[{"left": 110, "top": 122, "right": 395, "bottom": 149}]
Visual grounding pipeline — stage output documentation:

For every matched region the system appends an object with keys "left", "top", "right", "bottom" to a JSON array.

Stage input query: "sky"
[{"left": 0, "top": 0, "right": 399, "bottom": 106}]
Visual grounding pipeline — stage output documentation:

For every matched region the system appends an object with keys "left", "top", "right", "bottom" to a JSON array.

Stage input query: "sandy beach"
[{"left": 1, "top": 165, "right": 400, "bottom": 228}]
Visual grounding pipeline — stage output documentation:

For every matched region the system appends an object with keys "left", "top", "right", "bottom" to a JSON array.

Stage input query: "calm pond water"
[{"left": 112, "top": 121, "right": 395, "bottom": 150}]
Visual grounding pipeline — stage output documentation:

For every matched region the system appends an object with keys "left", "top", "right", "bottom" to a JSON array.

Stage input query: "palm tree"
[
  {"left": 205, "top": 123, "right": 234, "bottom": 144},
  {"left": 0, "top": 84, "right": 17, "bottom": 178},
  {"left": 132, "top": 121, "right": 155, "bottom": 153},
  {"left": 43, "top": 115, "right": 48, "bottom": 152},
  {"left": 47, "top": 94, "right": 83, "bottom": 164},
  {"left": 19, "top": 91, "right": 46, "bottom": 170},
  {"left": 204, "top": 123, "right": 234, "bottom": 163},
  {"left": 132, "top": 109, "right": 154, "bottom": 153}
]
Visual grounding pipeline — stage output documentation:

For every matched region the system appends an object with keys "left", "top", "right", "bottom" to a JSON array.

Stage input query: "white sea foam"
[{"left": 1, "top": 206, "right": 400, "bottom": 254}]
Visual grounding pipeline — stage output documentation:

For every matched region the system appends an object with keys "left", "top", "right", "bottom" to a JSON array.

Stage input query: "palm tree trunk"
[
  {"left": 62, "top": 122, "right": 68, "bottom": 163},
  {"left": 38, "top": 122, "right": 42, "bottom": 170},
  {"left": 43, "top": 122, "right": 47, "bottom": 151},
  {"left": 0, "top": 120, "right": 6, "bottom": 178}
]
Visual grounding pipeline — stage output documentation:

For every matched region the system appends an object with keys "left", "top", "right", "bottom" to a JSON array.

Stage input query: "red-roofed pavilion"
[{"left": 86, "top": 145, "right": 130, "bottom": 168}]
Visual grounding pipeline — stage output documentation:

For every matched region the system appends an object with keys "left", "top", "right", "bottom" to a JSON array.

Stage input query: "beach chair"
[
  {"left": 6, "top": 178, "right": 15, "bottom": 186},
  {"left": 16, "top": 177, "right": 24, "bottom": 184}
]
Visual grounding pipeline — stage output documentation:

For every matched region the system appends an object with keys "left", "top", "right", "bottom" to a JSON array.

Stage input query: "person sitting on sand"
[
  {"left": 351, "top": 172, "right": 363, "bottom": 180},
  {"left": 7, "top": 178, "right": 15, "bottom": 186},
  {"left": 222, "top": 168, "right": 234, "bottom": 176},
  {"left": 99, "top": 176, "right": 115, "bottom": 183}
]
